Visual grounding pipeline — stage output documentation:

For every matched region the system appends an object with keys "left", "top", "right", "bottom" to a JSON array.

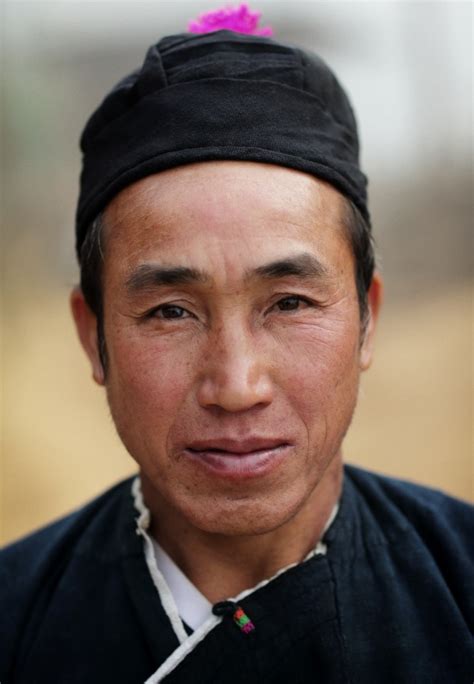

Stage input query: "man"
[{"left": 1, "top": 21, "right": 473, "bottom": 684}]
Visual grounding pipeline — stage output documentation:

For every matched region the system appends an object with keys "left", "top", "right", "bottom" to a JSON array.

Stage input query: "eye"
[
  {"left": 274, "top": 295, "right": 311, "bottom": 312},
  {"left": 149, "top": 304, "right": 191, "bottom": 320}
]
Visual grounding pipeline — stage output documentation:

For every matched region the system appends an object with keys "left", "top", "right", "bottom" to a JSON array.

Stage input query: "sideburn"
[{"left": 97, "top": 312, "right": 108, "bottom": 378}]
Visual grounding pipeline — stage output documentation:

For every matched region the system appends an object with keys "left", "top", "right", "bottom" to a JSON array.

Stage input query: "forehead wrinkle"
[{"left": 104, "top": 193, "right": 182, "bottom": 258}]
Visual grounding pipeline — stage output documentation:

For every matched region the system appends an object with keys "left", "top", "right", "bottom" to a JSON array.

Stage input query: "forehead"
[{"left": 102, "top": 161, "right": 349, "bottom": 273}]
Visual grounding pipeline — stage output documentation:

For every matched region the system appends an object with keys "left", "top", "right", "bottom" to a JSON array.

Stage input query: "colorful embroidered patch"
[{"left": 233, "top": 606, "right": 255, "bottom": 633}]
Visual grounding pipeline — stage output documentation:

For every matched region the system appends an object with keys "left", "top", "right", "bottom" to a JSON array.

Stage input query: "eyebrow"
[
  {"left": 125, "top": 252, "right": 329, "bottom": 294},
  {"left": 125, "top": 265, "right": 210, "bottom": 292},
  {"left": 250, "top": 253, "right": 328, "bottom": 281}
]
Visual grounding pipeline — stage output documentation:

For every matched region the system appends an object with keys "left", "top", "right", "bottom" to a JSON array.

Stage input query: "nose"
[{"left": 196, "top": 319, "right": 273, "bottom": 413}]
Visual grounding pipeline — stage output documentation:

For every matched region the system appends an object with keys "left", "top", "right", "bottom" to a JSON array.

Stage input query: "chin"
[{"left": 176, "top": 489, "right": 306, "bottom": 537}]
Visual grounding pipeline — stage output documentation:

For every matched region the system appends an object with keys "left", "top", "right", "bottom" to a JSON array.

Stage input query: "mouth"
[{"left": 183, "top": 439, "right": 293, "bottom": 479}]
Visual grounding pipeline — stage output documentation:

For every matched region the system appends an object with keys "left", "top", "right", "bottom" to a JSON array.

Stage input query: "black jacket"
[{"left": 1, "top": 465, "right": 473, "bottom": 683}]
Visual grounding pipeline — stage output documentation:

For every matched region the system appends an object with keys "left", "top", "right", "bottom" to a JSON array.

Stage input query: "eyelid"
[{"left": 273, "top": 293, "right": 313, "bottom": 304}]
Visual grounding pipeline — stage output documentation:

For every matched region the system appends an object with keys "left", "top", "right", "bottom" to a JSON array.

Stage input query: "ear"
[
  {"left": 359, "top": 272, "right": 383, "bottom": 371},
  {"left": 70, "top": 286, "right": 105, "bottom": 385}
]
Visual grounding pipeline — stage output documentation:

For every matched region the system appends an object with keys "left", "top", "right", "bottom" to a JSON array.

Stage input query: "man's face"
[{"left": 74, "top": 161, "right": 379, "bottom": 536}]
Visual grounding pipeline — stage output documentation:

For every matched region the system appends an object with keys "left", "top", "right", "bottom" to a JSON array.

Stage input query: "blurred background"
[{"left": 1, "top": 0, "right": 472, "bottom": 545}]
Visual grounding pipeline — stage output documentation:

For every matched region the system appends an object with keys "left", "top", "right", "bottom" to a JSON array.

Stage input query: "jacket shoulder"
[
  {"left": 344, "top": 463, "right": 473, "bottom": 544},
  {"left": 343, "top": 464, "right": 474, "bottom": 627},
  {"left": 0, "top": 477, "right": 135, "bottom": 678},
  {"left": 0, "top": 477, "right": 134, "bottom": 563}
]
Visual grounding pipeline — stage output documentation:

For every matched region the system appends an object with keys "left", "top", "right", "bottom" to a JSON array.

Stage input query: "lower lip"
[{"left": 183, "top": 445, "right": 292, "bottom": 479}]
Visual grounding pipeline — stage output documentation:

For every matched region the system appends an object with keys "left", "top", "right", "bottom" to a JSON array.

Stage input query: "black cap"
[{"left": 76, "top": 30, "right": 368, "bottom": 258}]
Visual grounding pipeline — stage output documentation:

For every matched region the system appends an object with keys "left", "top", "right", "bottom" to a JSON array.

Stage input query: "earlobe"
[
  {"left": 359, "top": 272, "right": 383, "bottom": 371},
  {"left": 70, "top": 287, "right": 105, "bottom": 385}
]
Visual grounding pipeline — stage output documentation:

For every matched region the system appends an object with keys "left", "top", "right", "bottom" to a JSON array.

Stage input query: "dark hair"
[
  {"left": 342, "top": 199, "right": 376, "bottom": 330},
  {"left": 79, "top": 213, "right": 107, "bottom": 369},
  {"left": 79, "top": 198, "right": 376, "bottom": 371}
]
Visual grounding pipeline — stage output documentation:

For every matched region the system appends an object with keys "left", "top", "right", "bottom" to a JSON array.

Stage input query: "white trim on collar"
[
  {"left": 131, "top": 478, "right": 189, "bottom": 645},
  {"left": 152, "top": 539, "right": 212, "bottom": 631},
  {"left": 132, "top": 476, "right": 339, "bottom": 684}
]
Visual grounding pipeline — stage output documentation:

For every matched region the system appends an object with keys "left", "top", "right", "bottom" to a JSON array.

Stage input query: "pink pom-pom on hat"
[{"left": 188, "top": 3, "right": 273, "bottom": 37}]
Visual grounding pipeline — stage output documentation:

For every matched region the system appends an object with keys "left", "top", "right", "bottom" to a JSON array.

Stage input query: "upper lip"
[{"left": 186, "top": 437, "right": 290, "bottom": 454}]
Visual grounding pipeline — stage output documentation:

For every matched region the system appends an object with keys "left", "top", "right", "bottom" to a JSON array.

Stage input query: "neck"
[{"left": 141, "top": 456, "right": 343, "bottom": 604}]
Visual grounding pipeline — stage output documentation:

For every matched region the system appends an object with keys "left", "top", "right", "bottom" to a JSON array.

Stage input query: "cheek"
[
  {"left": 105, "top": 330, "right": 197, "bottom": 431},
  {"left": 274, "top": 316, "right": 361, "bottom": 425}
]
